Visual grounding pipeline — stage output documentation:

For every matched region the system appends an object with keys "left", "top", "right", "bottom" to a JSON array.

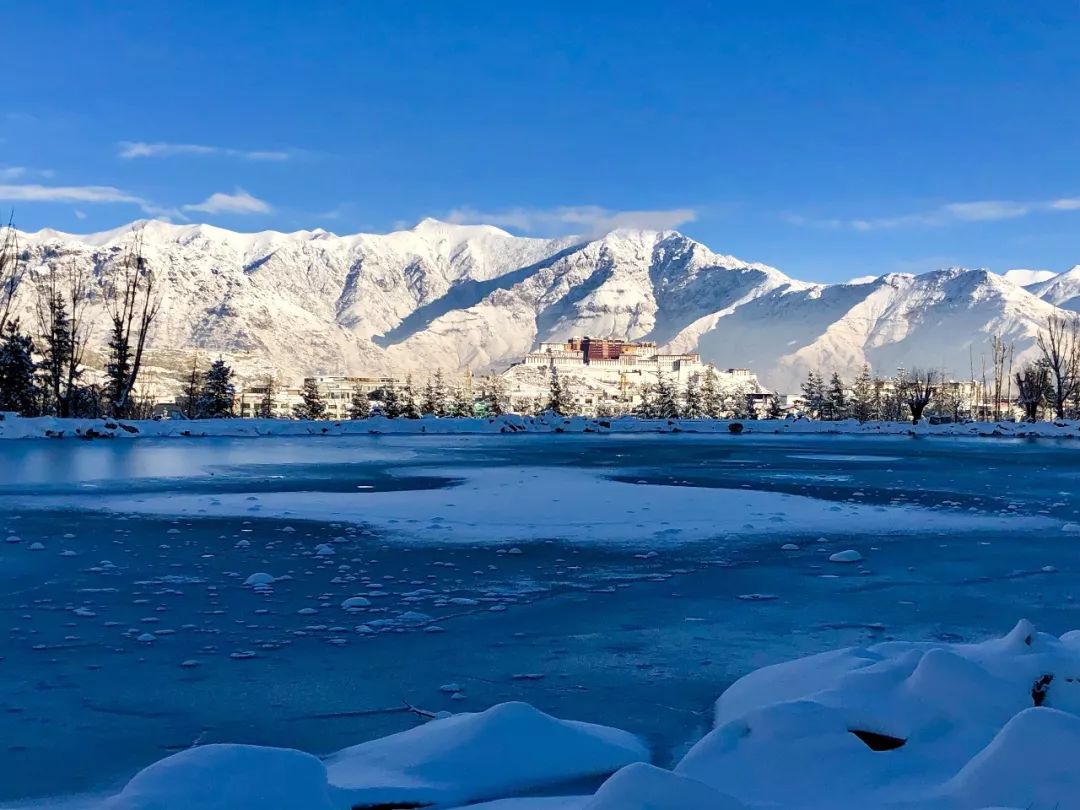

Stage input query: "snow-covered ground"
[
  {"left": 6, "top": 413, "right": 1080, "bottom": 440},
  {"left": 4, "top": 432, "right": 1080, "bottom": 808},
  {"left": 12, "top": 625, "right": 1080, "bottom": 809}
]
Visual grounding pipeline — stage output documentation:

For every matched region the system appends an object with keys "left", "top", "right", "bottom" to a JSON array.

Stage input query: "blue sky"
[{"left": 2, "top": 1, "right": 1078, "bottom": 282}]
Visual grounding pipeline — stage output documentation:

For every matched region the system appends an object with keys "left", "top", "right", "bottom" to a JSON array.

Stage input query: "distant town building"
[
  {"left": 236, "top": 384, "right": 304, "bottom": 418},
  {"left": 508, "top": 336, "right": 767, "bottom": 415},
  {"left": 236, "top": 375, "right": 398, "bottom": 419}
]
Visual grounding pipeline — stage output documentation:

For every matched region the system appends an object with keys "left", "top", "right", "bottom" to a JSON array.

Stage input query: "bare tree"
[
  {"left": 990, "top": 334, "right": 1013, "bottom": 422},
  {"left": 1036, "top": 313, "right": 1080, "bottom": 420},
  {"left": 179, "top": 355, "right": 202, "bottom": 419},
  {"left": 35, "top": 259, "right": 92, "bottom": 417},
  {"left": 1015, "top": 362, "right": 1048, "bottom": 422},
  {"left": 258, "top": 372, "right": 277, "bottom": 419},
  {"left": 0, "top": 215, "right": 26, "bottom": 336},
  {"left": 103, "top": 231, "right": 161, "bottom": 418},
  {"left": 902, "top": 368, "right": 936, "bottom": 423}
]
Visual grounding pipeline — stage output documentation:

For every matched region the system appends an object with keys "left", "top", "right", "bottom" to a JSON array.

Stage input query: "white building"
[{"left": 505, "top": 337, "right": 767, "bottom": 415}]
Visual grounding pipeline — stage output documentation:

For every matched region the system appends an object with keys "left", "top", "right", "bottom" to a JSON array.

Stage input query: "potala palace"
[{"left": 225, "top": 337, "right": 769, "bottom": 419}]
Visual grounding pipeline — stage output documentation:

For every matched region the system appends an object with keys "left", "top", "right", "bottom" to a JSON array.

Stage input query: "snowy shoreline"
[
  {"left": 4, "top": 413, "right": 1080, "bottom": 441},
  {"left": 13, "top": 621, "right": 1080, "bottom": 810}
]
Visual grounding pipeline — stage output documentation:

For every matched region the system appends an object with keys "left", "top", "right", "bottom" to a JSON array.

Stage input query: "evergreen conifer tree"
[
  {"left": 348, "top": 386, "right": 370, "bottom": 419},
  {"left": 800, "top": 371, "right": 826, "bottom": 418},
  {"left": 826, "top": 372, "right": 847, "bottom": 420},
  {"left": 546, "top": 366, "right": 573, "bottom": 415},
  {"left": 479, "top": 374, "right": 507, "bottom": 416},
  {"left": 683, "top": 373, "right": 703, "bottom": 418},
  {"left": 0, "top": 322, "right": 38, "bottom": 415},
  {"left": 849, "top": 364, "right": 874, "bottom": 422},
  {"left": 196, "top": 359, "right": 236, "bottom": 418},
  {"left": 294, "top": 378, "right": 327, "bottom": 420},
  {"left": 401, "top": 374, "right": 421, "bottom": 419},
  {"left": 653, "top": 372, "right": 680, "bottom": 419},
  {"left": 449, "top": 385, "right": 473, "bottom": 417},
  {"left": 700, "top": 368, "right": 722, "bottom": 418},
  {"left": 767, "top": 393, "right": 784, "bottom": 419}
]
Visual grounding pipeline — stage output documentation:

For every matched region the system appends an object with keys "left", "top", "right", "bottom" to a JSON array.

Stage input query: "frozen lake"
[{"left": 2, "top": 432, "right": 1080, "bottom": 802}]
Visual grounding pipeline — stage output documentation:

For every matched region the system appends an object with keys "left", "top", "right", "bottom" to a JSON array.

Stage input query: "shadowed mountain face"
[{"left": 11, "top": 219, "right": 1077, "bottom": 392}]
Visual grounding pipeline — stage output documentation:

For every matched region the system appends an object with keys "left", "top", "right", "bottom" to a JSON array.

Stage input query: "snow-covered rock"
[
  {"left": 25, "top": 624, "right": 1080, "bottom": 809},
  {"left": 582, "top": 763, "right": 745, "bottom": 810},
  {"left": 676, "top": 619, "right": 1080, "bottom": 809},
  {"left": 99, "top": 743, "right": 336, "bottom": 810},
  {"left": 324, "top": 701, "right": 648, "bottom": 807}
]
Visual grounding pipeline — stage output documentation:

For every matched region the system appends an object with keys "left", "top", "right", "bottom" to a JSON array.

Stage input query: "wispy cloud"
[
  {"left": 182, "top": 189, "right": 273, "bottom": 215},
  {"left": 0, "top": 166, "right": 57, "bottom": 182},
  {"left": 788, "top": 196, "right": 1080, "bottom": 231},
  {"left": 118, "top": 141, "right": 290, "bottom": 161},
  {"left": 0, "top": 183, "right": 147, "bottom": 205},
  {"left": 445, "top": 205, "right": 697, "bottom": 236}
]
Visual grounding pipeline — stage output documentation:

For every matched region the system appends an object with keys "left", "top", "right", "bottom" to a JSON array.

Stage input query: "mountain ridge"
[{"left": 9, "top": 218, "right": 1078, "bottom": 393}]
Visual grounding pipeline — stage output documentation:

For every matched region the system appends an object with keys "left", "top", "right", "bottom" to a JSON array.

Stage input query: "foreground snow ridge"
[
  {"left": 6, "top": 413, "right": 1080, "bottom": 440},
  {"left": 40, "top": 622, "right": 1080, "bottom": 810}
]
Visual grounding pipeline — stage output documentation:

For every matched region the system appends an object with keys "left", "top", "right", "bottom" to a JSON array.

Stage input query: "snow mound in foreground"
[
  {"left": 582, "top": 762, "right": 745, "bottom": 809},
  {"left": 325, "top": 700, "right": 649, "bottom": 806},
  {"left": 31, "top": 624, "right": 1080, "bottom": 810},
  {"left": 677, "top": 619, "right": 1080, "bottom": 809},
  {"left": 99, "top": 744, "right": 336, "bottom": 810}
]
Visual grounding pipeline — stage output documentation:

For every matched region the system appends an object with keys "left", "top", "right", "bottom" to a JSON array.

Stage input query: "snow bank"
[
  {"left": 581, "top": 763, "right": 745, "bottom": 810},
  {"left": 678, "top": 619, "right": 1080, "bottom": 809},
  {"left": 324, "top": 701, "right": 649, "bottom": 807},
  {"left": 99, "top": 744, "right": 336, "bottom": 810},
  {"left": 6, "top": 413, "right": 1080, "bottom": 440},
  {"left": 23, "top": 624, "right": 1080, "bottom": 810}
]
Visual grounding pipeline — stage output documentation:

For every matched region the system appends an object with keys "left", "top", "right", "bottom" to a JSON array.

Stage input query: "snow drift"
[{"left": 19, "top": 622, "right": 1080, "bottom": 810}]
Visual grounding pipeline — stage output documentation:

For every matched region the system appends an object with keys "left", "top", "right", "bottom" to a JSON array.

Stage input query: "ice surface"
[{"left": 5, "top": 432, "right": 1080, "bottom": 807}]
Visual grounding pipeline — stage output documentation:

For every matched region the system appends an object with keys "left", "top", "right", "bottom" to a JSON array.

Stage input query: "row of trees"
[
  {"left": 797, "top": 315, "right": 1080, "bottom": 424},
  {"left": 799, "top": 366, "right": 938, "bottom": 423},
  {"left": 0, "top": 220, "right": 161, "bottom": 418},
  {"left": 635, "top": 369, "right": 771, "bottom": 420}
]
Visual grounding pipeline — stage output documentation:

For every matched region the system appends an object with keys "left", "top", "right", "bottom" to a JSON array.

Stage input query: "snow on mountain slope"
[
  {"left": 1028, "top": 265, "right": 1080, "bottom": 312},
  {"left": 8, "top": 219, "right": 1077, "bottom": 393},
  {"left": 686, "top": 268, "right": 1060, "bottom": 391}
]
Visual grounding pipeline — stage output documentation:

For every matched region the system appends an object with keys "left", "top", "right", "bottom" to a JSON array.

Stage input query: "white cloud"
[
  {"left": 118, "top": 141, "right": 290, "bottom": 161},
  {"left": 445, "top": 205, "right": 697, "bottom": 237},
  {"left": 0, "top": 183, "right": 147, "bottom": 205},
  {"left": 0, "top": 181, "right": 187, "bottom": 221},
  {"left": 182, "top": 188, "right": 273, "bottom": 215},
  {"left": 0, "top": 167, "right": 26, "bottom": 182},
  {"left": 941, "top": 200, "right": 1031, "bottom": 222},
  {"left": 789, "top": 196, "right": 1080, "bottom": 231}
]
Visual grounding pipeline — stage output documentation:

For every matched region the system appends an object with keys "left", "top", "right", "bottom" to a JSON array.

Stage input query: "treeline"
[
  {"left": 798, "top": 315, "right": 1080, "bottom": 424},
  {"left": 798, "top": 366, "right": 937, "bottom": 423},
  {"left": 0, "top": 221, "right": 161, "bottom": 419},
  {"left": 171, "top": 366, "right": 516, "bottom": 421},
  {"left": 631, "top": 368, "right": 773, "bottom": 419}
]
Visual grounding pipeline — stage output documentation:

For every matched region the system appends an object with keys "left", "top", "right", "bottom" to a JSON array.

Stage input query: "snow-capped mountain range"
[{"left": 10, "top": 218, "right": 1080, "bottom": 393}]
